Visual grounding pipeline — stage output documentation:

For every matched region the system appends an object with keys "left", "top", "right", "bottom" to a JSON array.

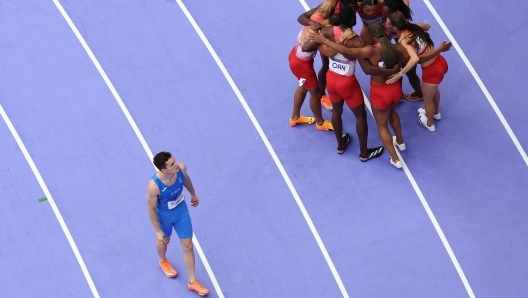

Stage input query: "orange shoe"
[
  {"left": 188, "top": 280, "right": 210, "bottom": 296},
  {"left": 321, "top": 95, "right": 333, "bottom": 111},
  {"left": 316, "top": 120, "right": 334, "bottom": 131},
  {"left": 159, "top": 260, "right": 177, "bottom": 278},
  {"left": 290, "top": 115, "right": 315, "bottom": 127}
]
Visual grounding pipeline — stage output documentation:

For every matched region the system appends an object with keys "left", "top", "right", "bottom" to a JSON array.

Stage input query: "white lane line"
[
  {"left": 362, "top": 92, "right": 475, "bottom": 298},
  {"left": 174, "top": 0, "right": 349, "bottom": 297},
  {"left": 0, "top": 105, "right": 100, "bottom": 298},
  {"left": 423, "top": 0, "right": 528, "bottom": 167},
  {"left": 297, "top": 0, "right": 474, "bottom": 296},
  {"left": 51, "top": 1, "right": 224, "bottom": 297}
]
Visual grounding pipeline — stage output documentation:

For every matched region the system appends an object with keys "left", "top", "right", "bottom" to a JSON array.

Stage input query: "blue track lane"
[{"left": 1, "top": 0, "right": 527, "bottom": 297}]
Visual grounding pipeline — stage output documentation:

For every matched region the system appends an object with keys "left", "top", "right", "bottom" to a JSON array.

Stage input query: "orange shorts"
[
  {"left": 288, "top": 47, "right": 318, "bottom": 89},
  {"left": 326, "top": 71, "right": 364, "bottom": 108},
  {"left": 370, "top": 81, "right": 402, "bottom": 110},
  {"left": 422, "top": 54, "right": 448, "bottom": 84}
]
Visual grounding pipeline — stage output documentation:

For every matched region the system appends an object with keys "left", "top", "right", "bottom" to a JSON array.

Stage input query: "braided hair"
[
  {"left": 383, "top": 0, "right": 413, "bottom": 21},
  {"left": 389, "top": 12, "right": 433, "bottom": 47},
  {"left": 367, "top": 21, "right": 402, "bottom": 69}
]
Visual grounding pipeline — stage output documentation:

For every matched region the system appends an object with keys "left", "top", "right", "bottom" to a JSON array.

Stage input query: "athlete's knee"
[
  {"left": 181, "top": 238, "right": 193, "bottom": 252},
  {"left": 163, "top": 237, "right": 171, "bottom": 244}
]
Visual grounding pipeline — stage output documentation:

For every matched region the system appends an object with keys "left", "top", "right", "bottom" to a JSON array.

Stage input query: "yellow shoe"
[
  {"left": 290, "top": 115, "right": 315, "bottom": 127},
  {"left": 316, "top": 120, "right": 334, "bottom": 131},
  {"left": 188, "top": 280, "right": 210, "bottom": 296},
  {"left": 159, "top": 260, "right": 177, "bottom": 278},
  {"left": 321, "top": 95, "right": 333, "bottom": 111}
]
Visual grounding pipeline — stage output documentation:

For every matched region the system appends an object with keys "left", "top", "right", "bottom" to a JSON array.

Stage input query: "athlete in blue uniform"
[{"left": 146, "top": 151, "right": 209, "bottom": 296}]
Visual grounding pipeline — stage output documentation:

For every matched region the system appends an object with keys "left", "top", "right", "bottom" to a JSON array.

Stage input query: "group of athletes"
[{"left": 288, "top": 0, "right": 452, "bottom": 168}]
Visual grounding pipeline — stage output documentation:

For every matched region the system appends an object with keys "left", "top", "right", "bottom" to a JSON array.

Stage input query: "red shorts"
[
  {"left": 288, "top": 48, "right": 318, "bottom": 89},
  {"left": 422, "top": 54, "right": 448, "bottom": 84},
  {"left": 326, "top": 71, "right": 364, "bottom": 108},
  {"left": 370, "top": 81, "right": 402, "bottom": 110}
]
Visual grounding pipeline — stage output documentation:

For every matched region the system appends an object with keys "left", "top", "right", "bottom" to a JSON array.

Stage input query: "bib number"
[
  {"left": 168, "top": 192, "right": 184, "bottom": 210},
  {"left": 330, "top": 59, "right": 350, "bottom": 75}
]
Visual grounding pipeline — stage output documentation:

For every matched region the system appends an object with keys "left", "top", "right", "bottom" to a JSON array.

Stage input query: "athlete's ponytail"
[
  {"left": 389, "top": 12, "right": 433, "bottom": 47},
  {"left": 368, "top": 21, "right": 402, "bottom": 69}
]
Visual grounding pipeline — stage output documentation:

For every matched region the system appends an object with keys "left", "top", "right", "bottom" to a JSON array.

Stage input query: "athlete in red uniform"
[
  {"left": 356, "top": 0, "right": 386, "bottom": 46},
  {"left": 311, "top": 21, "right": 410, "bottom": 168},
  {"left": 298, "top": 0, "right": 360, "bottom": 111},
  {"left": 308, "top": 6, "right": 385, "bottom": 160},
  {"left": 386, "top": 12, "right": 452, "bottom": 132},
  {"left": 382, "top": 0, "right": 430, "bottom": 101},
  {"left": 288, "top": 26, "right": 334, "bottom": 131}
]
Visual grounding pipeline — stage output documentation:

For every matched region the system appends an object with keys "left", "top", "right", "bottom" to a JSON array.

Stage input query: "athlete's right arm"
[
  {"left": 386, "top": 36, "right": 419, "bottom": 84},
  {"left": 298, "top": 7, "right": 322, "bottom": 30},
  {"left": 147, "top": 180, "right": 165, "bottom": 241},
  {"left": 311, "top": 31, "right": 372, "bottom": 59}
]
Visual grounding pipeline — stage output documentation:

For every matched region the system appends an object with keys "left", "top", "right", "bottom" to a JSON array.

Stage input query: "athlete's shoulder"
[
  {"left": 178, "top": 162, "right": 188, "bottom": 172},
  {"left": 147, "top": 178, "right": 160, "bottom": 196},
  {"left": 346, "top": 35, "right": 365, "bottom": 48}
]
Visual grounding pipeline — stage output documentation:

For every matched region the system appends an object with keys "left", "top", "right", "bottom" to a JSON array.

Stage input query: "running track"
[{"left": 1, "top": 0, "right": 527, "bottom": 297}]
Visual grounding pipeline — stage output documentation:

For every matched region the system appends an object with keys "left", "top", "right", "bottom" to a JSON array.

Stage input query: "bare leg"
[
  {"left": 350, "top": 104, "right": 368, "bottom": 156},
  {"left": 405, "top": 65, "right": 423, "bottom": 97},
  {"left": 307, "top": 87, "right": 324, "bottom": 125},
  {"left": 180, "top": 238, "right": 196, "bottom": 283},
  {"left": 421, "top": 83, "right": 439, "bottom": 126},
  {"left": 291, "top": 86, "right": 308, "bottom": 121},
  {"left": 156, "top": 238, "right": 170, "bottom": 262},
  {"left": 389, "top": 102, "right": 404, "bottom": 144},
  {"left": 331, "top": 100, "right": 345, "bottom": 147},
  {"left": 318, "top": 56, "right": 329, "bottom": 94},
  {"left": 433, "top": 88, "right": 440, "bottom": 113},
  {"left": 372, "top": 105, "right": 399, "bottom": 163}
]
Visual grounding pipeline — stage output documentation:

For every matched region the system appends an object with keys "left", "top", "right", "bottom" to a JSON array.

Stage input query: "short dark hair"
[
  {"left": 153, "top": 151, "right": 172, "bottom": 170},
  {"left": 339, "top": 5, "right": 357, "bottom": 27}
]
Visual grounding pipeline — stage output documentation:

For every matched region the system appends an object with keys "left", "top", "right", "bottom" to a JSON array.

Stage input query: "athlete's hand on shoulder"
[
  {"left": 190, "top": 194, "right": 199, "bottom": 207},
  {"left": 319, "top": 19, "right": 330, "bottom": 28},
  {"left": 438, "top": 41, "right": 452, "bottom": 52},
  {"left": 341, "top": 29, "right": 357, "bottom": 41}
]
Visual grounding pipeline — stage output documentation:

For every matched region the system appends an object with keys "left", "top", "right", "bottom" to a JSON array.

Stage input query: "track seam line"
[
  {"left": 0, "top": 105, "right": 100, "bottom": 298},
  {"left": 298, "top": 0, "right": 474, "bottom": 296},
  {"left": 51, "top": 1, "right": 223, "bottom": 297},
  {"left": 423, "top": 0, "right": 528, "bottom": 167},
  {"left": 174, "top": 0, "right": 349, "bottom": 297}
]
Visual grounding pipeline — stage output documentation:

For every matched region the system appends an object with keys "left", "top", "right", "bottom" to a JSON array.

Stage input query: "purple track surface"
[{"left": 0, "top": 0, "right": 526, "bottom": 297}]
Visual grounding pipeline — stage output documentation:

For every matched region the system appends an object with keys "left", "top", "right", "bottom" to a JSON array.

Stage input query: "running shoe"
[
  {"left": 316, "top": 120, "right": 334, "bottom": 131},
  {"left": 321, "top": 95, "right": 333, "bottom": 111},
  {"left": 418, "top": 108, "right": 441, "bottom": 120},
  {"left": 392, "top": 136, "right": 406, "bottom": 151},
  {"left": 337, "top": 133, "right": 351, "bottom": 154},
  {"left": 418, "top": 114, "right": 436, "bottom": 132},
  {"left": 290, "top": 115, "right": 315, "bottom": 127},
  {"left": 390, "top": 158, "right": 403, "bottom": 169},
  {"left": 159, "top": 260, "right": 177, "bottom": 278},
  {"left": 359, "top": 146, "right": 384, "bottom": 162},
  {"left": 188, "top": 280, "right": 210, "bottom": 296},
  {"left": 403, "top": 93, "right": 423, "bottom": 101}
]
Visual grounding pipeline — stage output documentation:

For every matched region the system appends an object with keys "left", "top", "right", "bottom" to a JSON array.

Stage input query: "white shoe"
[
  {"left": 392, "top": 136, "right": 406, "bottom": 151},
  {"left": 418, "top": 114, "right": 436, "bottom": 132},
  {"left": 390, "top": 158, "right": 402, "bottom": 169},
  {"left": 418, "top": 108, "right": 441, "bottom": 120}
]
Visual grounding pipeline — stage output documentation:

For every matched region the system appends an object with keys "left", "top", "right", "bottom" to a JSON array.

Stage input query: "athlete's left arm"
[
  {"left": 180, "top": 163, "right": 199, "bottom": 207},
  {"left": 347, "top": 37, "right": 396, "bottom": 76}
]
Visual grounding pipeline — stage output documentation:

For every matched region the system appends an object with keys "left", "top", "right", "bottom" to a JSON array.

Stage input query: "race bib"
[
  {"left": 299, "top": 78, "right": 307, "bottom": 86},
  {"left": 329, "top": 58, "right": 350, "bottom": 75},
  {"left": 168, "top": 192, "right": 184, "bottom": 210}
]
